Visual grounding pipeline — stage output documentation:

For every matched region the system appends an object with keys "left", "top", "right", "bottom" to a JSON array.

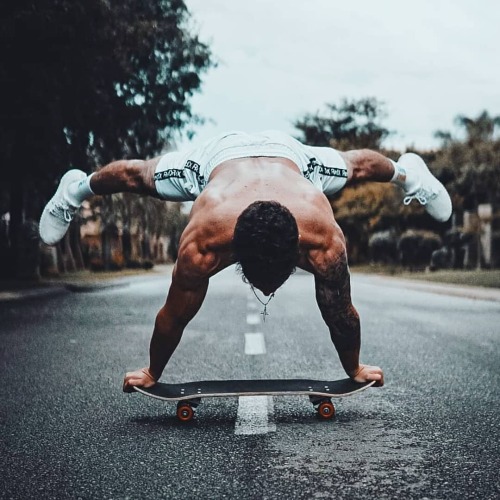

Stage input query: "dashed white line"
[
  {"left": 244, "top": 332, "right": 266, "bottom": 355},
  {"left": 234, "top": 396, "right": 276, "bottom": 435},
  {"left": 235, "top": 294, "right": 275, "bottom": 435},
  {"left": 246, "top": 313, "right": 261, "bottom": 325}
]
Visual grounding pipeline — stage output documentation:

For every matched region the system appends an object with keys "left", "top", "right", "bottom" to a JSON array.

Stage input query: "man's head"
[{"left": 232, "top": 200, "right": 299, "bottom": 294}]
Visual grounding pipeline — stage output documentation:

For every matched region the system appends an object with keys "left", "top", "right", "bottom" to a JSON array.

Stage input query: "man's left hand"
[{"left": 350, "top": 364, "right": 384, "bottom": 386}]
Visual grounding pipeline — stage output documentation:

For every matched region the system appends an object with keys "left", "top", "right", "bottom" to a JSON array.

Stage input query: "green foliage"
[
  {"left": 1, "top": 0, "right": 213, "bottom": 179},
  {"left": 294, "top": 97, "right": 391, "bottom": 149},
  {"left": 433, "top": 111, "right": 500, "bottom": 209},
  {"left": 0, "top": 0, "right": 213, "bottom": 276}
]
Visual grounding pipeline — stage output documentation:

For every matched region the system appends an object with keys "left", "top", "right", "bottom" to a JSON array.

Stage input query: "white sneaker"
[
  {"left": 39, "top": 169, "right": 87, "bottom": 245},
  {"left": 398, "top": 153, "right": 452, "bottom": 222}
]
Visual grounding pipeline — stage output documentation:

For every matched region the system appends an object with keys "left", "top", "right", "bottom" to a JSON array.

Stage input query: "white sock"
[
  {"left": 390, "top": 160, "right": 408, "bottom": 187},
  {"left": 390, "top": 159, "right": 420, "bottom": 193},
  {"left": 66, "top": 173, "right": 95, "bottom": 205},
  {"left": 390, "top": 155, "right": 424, "bottom": 194}
]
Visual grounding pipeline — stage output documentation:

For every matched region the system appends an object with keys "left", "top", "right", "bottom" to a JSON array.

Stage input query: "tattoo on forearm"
[{"left": 315, "top": 254, "right": 360, "bottom": 352}]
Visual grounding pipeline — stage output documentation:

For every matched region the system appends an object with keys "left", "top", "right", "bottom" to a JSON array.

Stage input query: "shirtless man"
[{"left": 39, "top": 130, "right": 452, "bottom": 391}]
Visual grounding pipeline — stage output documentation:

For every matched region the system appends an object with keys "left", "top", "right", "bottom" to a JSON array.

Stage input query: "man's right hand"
[{"left": 123, "top": 367, "right": 157, "bottom": 393}]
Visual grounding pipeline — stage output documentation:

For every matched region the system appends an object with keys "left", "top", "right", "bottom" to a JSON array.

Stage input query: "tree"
[
  {"left": 294, "top": 97, "right": 391, "bottom": 149},
  {"left": 0, "top": 0, "right": 214, "bottom": 277},
  {"left": 433, "top": 111, "right": 500, "bottom": 210},
  {"left": 433, "top": 111, "right": 500, "bottom": 269}
]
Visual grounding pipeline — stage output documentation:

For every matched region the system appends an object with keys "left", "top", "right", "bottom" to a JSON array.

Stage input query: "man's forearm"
[
  {"left": 148, "top": 307, "right": 185, "bottom": 380},
  {"left": 314, "top": 259, "right": 361, "bottom": 378},
  {"left": 147, "top": 274, "right": 209, "bottom": 380},
  {"left": 327, "top": 305, "right": 361, "bottom": 376}
]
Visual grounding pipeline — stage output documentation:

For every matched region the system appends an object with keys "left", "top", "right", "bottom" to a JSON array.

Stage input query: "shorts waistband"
[{"left": 207, "top": 142, "right": 303, "bottom": 172}]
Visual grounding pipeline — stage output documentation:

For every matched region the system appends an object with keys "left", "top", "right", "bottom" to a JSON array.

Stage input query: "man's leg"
[
  {"left": 342, "top": 149, "right": 452, "bottom": 222},
  {"left": 82, "top": 159, "right": 159, "bottom": 199},
  {"left": 39, "top": 158, "right": 160, "bottom": 245}
]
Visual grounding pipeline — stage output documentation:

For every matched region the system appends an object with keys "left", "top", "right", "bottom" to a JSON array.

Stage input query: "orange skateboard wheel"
[
  {"left": 317, "top": 401, "right": 336, "bottom": 420},
  {"left": 176, "top": 403, "right": 194, "bottom": 422}
]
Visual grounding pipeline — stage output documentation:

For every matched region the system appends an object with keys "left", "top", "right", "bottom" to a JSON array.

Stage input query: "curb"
[
  {"left": 64, "top": 281, "right": 131, "bottom": 293},
  {"left": 0, "top": 265, "right": 173, "bottom": 304},
  {"left": 0, "top": 285, "right": 67, "bottom": 303},
  {"left": 0, "top": 282, "right": 130, "bottom": 303}
]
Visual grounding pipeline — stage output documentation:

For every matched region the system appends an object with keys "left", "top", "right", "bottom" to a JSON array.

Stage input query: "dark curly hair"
[{"left": 232, "top": 201, "right": 299, "bottom": 290}]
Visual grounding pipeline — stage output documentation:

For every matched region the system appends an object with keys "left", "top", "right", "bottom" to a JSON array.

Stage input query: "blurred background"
[{"left": 1, "top": 0, "right": 499, "bottom": 283}]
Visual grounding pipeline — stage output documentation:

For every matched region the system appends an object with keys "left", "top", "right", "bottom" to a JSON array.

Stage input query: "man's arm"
[
  {"left": 149, "top": 276, "right": 209, "bottom": 378},
  {"left": 314, "top": 246, "right": 384, "bottom": 385},
  {"left": 123, "top": 267, "right": 209, "bottom": 392}
]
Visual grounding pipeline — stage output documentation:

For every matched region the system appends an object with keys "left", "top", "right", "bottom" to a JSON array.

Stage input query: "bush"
[
  {"left": 368, "top": 230, "right": 398, "bottom": 264},
  {"left": 125, "top": 259, "right": 154, "bottom": 270},
  {"left": 126, "top": 260, "right": 143, "bottom": 269},
  {"left": 89, "top": 258, "right": 105, "bottom": 272},
  {"left": 398, "top": 230, "right": 442, "bottom": 270}
]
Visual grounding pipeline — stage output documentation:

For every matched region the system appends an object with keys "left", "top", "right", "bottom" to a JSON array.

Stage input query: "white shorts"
[{"left": 154, "top": 130, "right": 348, "bottom": 201}]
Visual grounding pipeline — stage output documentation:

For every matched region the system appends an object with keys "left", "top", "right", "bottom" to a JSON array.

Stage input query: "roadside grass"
[{"left": 352, "top": 264, "right": 500, "bottom": 289}]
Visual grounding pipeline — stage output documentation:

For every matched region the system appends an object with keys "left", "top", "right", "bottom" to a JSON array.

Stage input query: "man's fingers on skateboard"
[
  {"left": 351, "top": 364, "right": 384, "bottom": 387},
  {"left": 369, "top": 372, "right": 384, "bottom": 387},
  {"left": 123, "top": 367, "right": 157, "bottom": 393}
]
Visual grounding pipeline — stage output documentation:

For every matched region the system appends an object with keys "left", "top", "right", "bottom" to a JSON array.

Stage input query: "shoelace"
[
  {"left": 403, "top": 188, "right": 438, "bottom": 206},
  {"left": 49, "top": 200, "right": 77, "bottom": 223}
]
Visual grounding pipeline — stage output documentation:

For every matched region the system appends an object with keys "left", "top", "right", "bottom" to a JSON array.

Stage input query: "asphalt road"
[{"left": 1, "top": 268, "right": 499, "bottom": 499}]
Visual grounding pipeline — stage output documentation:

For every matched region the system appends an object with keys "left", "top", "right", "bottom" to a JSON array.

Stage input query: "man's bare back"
[{"left": 177, "top": 157, "right": 343, "bottom": 286}]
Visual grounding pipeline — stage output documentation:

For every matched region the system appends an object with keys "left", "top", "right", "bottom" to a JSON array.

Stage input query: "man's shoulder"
[
  {"left": 175, "top": 221, "right": 232, "bottom": 284},
  {"left": 173, "top": 246, "right": 219, "bottom": 287},
  {"left": 301, "top": 223, "right": 347, "bottom": 278}
]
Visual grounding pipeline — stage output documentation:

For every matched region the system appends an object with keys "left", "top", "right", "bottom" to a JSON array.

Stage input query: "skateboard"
[{"left": 134, "top": 378, "right": 375, "bottom": 422}]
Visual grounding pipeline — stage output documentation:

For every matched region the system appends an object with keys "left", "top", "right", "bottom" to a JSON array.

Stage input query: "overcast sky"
[{"left": 181, "top": 0, "right": 499, "bottom": 151}]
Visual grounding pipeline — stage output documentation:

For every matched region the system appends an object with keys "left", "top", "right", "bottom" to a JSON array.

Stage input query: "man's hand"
[
  {"left": 123, "top": 367, "right": 157, "bottom": 393},
  {"left": 350, "top": 364, "right": 384, "bottom": 386}
]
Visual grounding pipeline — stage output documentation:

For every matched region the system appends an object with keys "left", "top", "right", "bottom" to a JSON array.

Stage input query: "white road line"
[
  {"left": 235, "top": 293, "right": 275, "bottom": 435},
  {"left": 234, "top": 396, "right": 276, "bottom": 435},
  {"left": 246, "top": 313, "right": 260, "bottom": 325},
  {"left": 244, "top": 332, "right": 266, "bottom": 355}
]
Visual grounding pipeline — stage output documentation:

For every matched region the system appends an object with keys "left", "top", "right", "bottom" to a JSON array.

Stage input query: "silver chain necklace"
[{"left": 250, "top": 285, "right": 275, "bottom": 321}]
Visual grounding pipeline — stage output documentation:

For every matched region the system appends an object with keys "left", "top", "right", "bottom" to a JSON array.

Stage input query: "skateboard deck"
[{"left": 134, "top": 378, "right": 375, "bottom": 421}]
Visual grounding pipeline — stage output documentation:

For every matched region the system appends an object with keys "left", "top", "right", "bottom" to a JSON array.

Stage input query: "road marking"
[
  {"left": 244, "top": 332, "right": 266, "bottom": 355},
  {"left": 246, "top": 313, "right": 260, "bottom": 325},
  {"left": 235, "top": 396, "right": 276, "bottom": 435},
  {"left": 236, "top": 290, "right": 275, "bottom": 435}
]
